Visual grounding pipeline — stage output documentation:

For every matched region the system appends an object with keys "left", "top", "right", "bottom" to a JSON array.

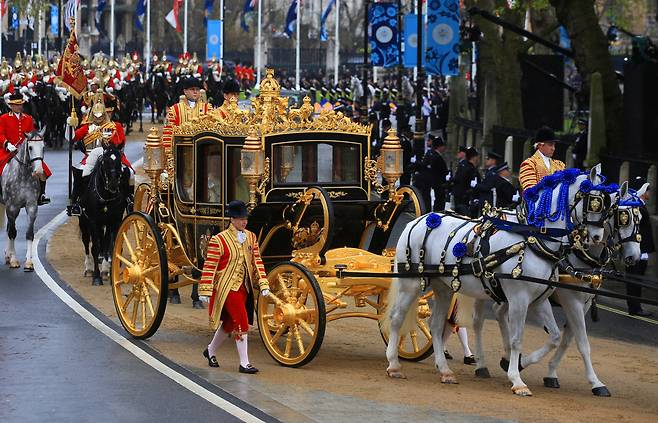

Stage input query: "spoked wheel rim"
[
  {"left": 258, "top": 262, "right": 326, "bottom": 367},
  {"left": 379, "top": 291, "right": 434, "bottom": 361},
  {"left": 111, "top": 212, "right": 168, "bottom": 339}
]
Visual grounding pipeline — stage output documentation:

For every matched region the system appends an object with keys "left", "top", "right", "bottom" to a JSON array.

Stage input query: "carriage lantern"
[
  {"left": 143, "top": 127, "right": 165, "bottom": 190},
  {"left": 241, "top": 127, "right": 265, "bottom": 210},
  {"left": 379, "top": 128, "right": 404, "bottom": 195}
]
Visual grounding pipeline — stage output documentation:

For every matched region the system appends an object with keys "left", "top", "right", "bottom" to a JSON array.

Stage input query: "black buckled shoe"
[
  {"left": 239, "top": 364, "right": 259, "bottom": 374},
  {"left": 38, "top": 194, "right": 51, "bottom": 206},
  {"left": 192, "top": 300, "right": 204, "bottom": 309},
  {"left": 203, "top": 349, "right": 219, "bottom": 368},
  {"left": 444, "top": 350, "right": 453, "bottom": 360}
]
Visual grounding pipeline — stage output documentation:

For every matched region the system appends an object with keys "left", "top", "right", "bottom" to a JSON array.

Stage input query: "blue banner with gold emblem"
[
  {"left": 425, "top": 0, "right": 460, "bottom": 76},
  {"left": 369, "top": 2, "right": 399, "bottom": 68}
]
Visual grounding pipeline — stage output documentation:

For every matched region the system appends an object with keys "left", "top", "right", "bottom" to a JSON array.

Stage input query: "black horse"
[
  {"left": 78, "top": 145, "right": 129, "bottom": 286},
  {"left": 147, "top": 73, "right": 170, "bottom": 123}
]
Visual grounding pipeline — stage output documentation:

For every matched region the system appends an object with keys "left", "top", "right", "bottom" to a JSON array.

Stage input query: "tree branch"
[{"left": 521, "top": 22, "right": 562, "bottom": 52}]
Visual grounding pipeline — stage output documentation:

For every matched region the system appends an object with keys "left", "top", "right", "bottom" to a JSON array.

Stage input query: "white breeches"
[{"left": 82, "top": 147, "right": 134, "bottom": 182}]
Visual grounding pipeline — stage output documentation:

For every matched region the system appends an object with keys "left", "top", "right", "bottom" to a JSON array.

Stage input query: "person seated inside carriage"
[{"left": 67, "top": 93, "right": 134, "bottom": 217}]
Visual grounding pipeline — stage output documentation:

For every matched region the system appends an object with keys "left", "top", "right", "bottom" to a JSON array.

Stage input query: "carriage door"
[{"left": 194, "top": 137, "right": 224, "bottom": 262}]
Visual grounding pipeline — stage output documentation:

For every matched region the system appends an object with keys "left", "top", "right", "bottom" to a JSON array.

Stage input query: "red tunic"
[
  {"left": 0, "top": 112, "right": 52, "bottom": 177},
  {"left": 72, "top": 122, "right": 133, "bottom": 170}
]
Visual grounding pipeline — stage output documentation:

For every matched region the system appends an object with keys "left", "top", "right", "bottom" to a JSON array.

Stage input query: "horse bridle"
[
  {"left": 92, "top": 150, "right": 122, "bottom": 202},
  {"left": 12, "top": 135, "right": 45, "bottom": 168},
  {"left": 612, "top": 204, "right": 642, "bottom": 246}
]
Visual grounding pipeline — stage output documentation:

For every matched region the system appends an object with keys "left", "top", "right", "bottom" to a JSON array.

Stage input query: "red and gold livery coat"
[
  {"left": 72, "top": 121, "right": 133, "bottom": 170},
  {"left": 0, "top": 112, "right": 52, "bottom": 177},
  {"left": 161, "top": 100, "right": 212, "bottom": 151},
  {"left": 519, "top": 151, "right": 565, "bottom": 193},
  {"left": 199, "top": 227, "right": 270, "bottom": 331}
]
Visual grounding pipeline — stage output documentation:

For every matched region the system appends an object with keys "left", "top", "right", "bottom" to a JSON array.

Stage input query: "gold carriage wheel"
[
  {"left": 377, "top": 291, "right": 434, "bottom": 362},
  {"left": 111, "top": 212, "right": 169, "bottom": 339},
  {"left": 257, "top": 261, "right": 326, "bottom": 367}
]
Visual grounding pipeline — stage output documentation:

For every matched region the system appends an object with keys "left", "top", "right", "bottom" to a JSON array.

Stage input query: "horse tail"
[
  {"left": 381, "top": 264, "right": 421, "bottom": 337},
  {"left": 454, "top": 293, "right": 475, "bottom": 329}
]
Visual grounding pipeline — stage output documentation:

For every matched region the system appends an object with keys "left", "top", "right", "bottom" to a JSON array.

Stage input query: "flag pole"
[
  {"left": 183, "top": 0, "right": 188, "bottom": 54},
  {"left": 256, "top": 0, "right": 262, "bottom": 85},
  {"left": 333, "top": 0, "right": 339, "bottom": 86},
  {"left": 295, "top": 0, "right": 300, "bottom": 90},
  {"left": 110, "top": 0, "right": 115, "bottom": 58},
  {"left": 146, "top": 0, "right": 151, "bottom": 75},
  {"left": 219, "top": 0, "right": 224, "bottom": 76}
]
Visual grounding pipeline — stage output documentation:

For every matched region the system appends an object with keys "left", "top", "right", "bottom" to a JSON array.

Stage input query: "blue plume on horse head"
[{"left": 524, "top": 168, "right": 585, "bottom": 228}]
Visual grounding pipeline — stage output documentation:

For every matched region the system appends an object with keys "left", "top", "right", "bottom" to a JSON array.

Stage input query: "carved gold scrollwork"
[{"left": 364, "top": 156, "right": 386, "bottom": 194}]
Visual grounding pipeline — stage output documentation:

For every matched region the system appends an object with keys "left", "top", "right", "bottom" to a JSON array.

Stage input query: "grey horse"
[{"left": 0, "top": 129, "right": 47, "bottom": 271}]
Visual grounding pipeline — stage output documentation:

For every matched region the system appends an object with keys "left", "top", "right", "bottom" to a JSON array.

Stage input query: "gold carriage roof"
[{"left": 171, "top": 69, "right": 371, "bottom": 138}]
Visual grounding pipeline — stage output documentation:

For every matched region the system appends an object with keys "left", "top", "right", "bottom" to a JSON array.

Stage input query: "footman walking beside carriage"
[{"left": 199, "top": 200, "right": 270, "bottom": 374}]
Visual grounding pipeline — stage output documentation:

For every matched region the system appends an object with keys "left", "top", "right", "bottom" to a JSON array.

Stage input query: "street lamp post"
[
  {"left": 413, "top": 0, "right": 425, "bottom": 159},
  {"left": 361, "top": 0, "right": 370, "bottom": 125}
]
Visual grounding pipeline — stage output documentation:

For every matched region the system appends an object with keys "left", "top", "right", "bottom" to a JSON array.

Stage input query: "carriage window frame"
[
  {"left": 175, "top": 144, "right": 195, "bottom": 204},
  {"left": 226, "top": 145, "right": 250, "bottom": 204},
  {"left": 270, "top": 140, "right": 361, "bottom": 187},
  {"left": 196, "top": 138, "right": 224, "bottom": 206}
]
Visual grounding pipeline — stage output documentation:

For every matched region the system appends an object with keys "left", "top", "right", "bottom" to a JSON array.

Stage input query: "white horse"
[
  {"left": 384, "top": 168, "right": 605, "bottom": 396},
  {"left": 491, "top": 180, "right": 645, "bottom": 396},
  {"left": 350, "top": 76, "right": 364, "bottom": 101},
  {"left": 1, "top": 129, "right": 47, "bottom": 271}
]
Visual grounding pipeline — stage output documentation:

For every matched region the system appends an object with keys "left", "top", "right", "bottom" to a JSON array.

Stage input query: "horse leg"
[
  {"left": 80, "top": 217, "right": 94, "bottom": 277},
  {"left": 91, "top": 228, "right": 103, "bottom": 286},
  {"left": 385, "top": 277, "right": 422, "bottom": 379},
  {"left": 507, "top": 297, "right": 532, "bottom": 396},
  {"left": 23, "top": 205, "right": 37, "bottom": 272},
  {"left": 518, "top": 299, "right": 561, "bottom": 369},
  {"left": 556, "top": 291, "right": 610, "bottom": 396},
  {"left": 429, "top": 281, "right": 458, "bottom": 384},
  {"left": 472, "top": 299, "right": 491, "bottom": 378},
  {"left": 5, "top": 207, "right": 20, "bottom": 268},
  {"left": 493, "top": 302, "right": 513, "bottom": 369}
]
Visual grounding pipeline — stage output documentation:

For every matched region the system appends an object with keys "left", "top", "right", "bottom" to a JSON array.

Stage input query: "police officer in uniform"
[
  {"left": 415, "top": 135, "right": 449, "bottom": 212},
  {"left": 453, "top": 147, "right": 480, "bottom": 217}
]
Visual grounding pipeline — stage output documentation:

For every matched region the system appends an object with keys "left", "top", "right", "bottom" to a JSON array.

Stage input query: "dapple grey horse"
[{"left": 0, "top": 129, "right": 47, "bottom": 271}]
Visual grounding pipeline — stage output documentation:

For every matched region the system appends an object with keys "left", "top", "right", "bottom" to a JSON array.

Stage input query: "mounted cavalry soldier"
[
  {"left": 0, "top": 92, "right": 51, "bottom": 205},
  {"left": 519, "top": 126, "right": 565, "bottom": 193},
  {"left": 199, "top": 200, "right": 271, "bottom": 374},
  {"left": 67, "top": 92, "right": 133, "bottom": 216}
]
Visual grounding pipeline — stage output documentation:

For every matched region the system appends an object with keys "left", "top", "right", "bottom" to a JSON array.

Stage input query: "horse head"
[
  {"left": 98, "top": 145, "right": 124, "bottom": 195},
  {"left": 570, "top": 164, "right": 615, "bottom": 248},
  {"left": 608, "top": 181, "right": 645, "bottom": 266},
  {"left": 23, "top": 128, "right": 47, "bottom": 179}
]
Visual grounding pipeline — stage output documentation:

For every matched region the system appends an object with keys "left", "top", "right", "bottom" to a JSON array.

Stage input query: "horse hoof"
[
  {"left": 92, "top": 278, "right": 103, "bottom": 286},
  {"left": 543, "top": 377, "right": 560, "bottom": 389},
  {"left": 9, "top": 259, "right": 20, "bottom": 268},
  {"left": 386, "top": 368, "right": 406, "bottom": 379},
  {"left": 23, "top": 261, "right": 34, "bottom": 272},
  {"left": 83, "top": 270, "right": 94, "bottom": 277},
  {"left": 475, "top": 367, "right": 491, "bottom": 378},
  {"left": 512, "top": 385, "right": 533, "bottom": 396},
  {"left": 592, "top": 386, "right": 611, "bottom": 397},
  {"left": 440, "top": 373, "right": 458, "bottom": 384}
]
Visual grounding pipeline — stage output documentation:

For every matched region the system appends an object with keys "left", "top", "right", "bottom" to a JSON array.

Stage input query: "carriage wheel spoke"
[
  {"left": 144, "top": 277, "right": 160, "bottom": 295},
  {"left": 398, "top": 335, "right": 406, "bottom": 348},
  {"left": 297, "top": 284, "right": 310, "bottom": 306},
  {"left": 417, "top": 320, "right": 431, "bottom": 340},
  {"left": 267, "top": 292, "right": 285, "bottom": 307},
  {"left": 122, "top": 291, "right": 136, "bottom": 312},
  {"left": 284, "top": 330, "right": 293, "bottom": 358},
  {"left": 261, "top": 313, "right": 274, "bottom": 320},
  {"left": 141, "top": 301, "right": 147, "bottom": 329},
  {"left": 122, "top": 233, "right": 136, "bottom": 261},
  {"left": 276, "top": 274, "right": 291, "bottom": 299},
  {"left": 116, "top": 254, "right": 134, "bottom": 268},
  {"left": 131, "top": 297, "right": 139, "bottom": 326},
  {"left": 271, "top": 325, "right": 286, "bottom": 344},
  {"left": 409, "top": 330, "right": 420, "bottom": 353},
  {"left": 293, "top": 326, "right": 305, "bottom": 355},
  {"left": 144, "top": 289, "right": 155, "bottom": 317},
  {"left": 142, "top": 265, "right": 159, "bottom": 276},
  {"left": 298, "top": 319, "right": 314, "bottom": 337}
]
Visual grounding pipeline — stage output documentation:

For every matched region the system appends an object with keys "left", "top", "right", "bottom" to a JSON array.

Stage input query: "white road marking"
[
  {"left": 33, "top": 210, "right": 266, "bottom": 423},
  {"left": 597, "top": 303, "right": 658, "bottom": 325}
]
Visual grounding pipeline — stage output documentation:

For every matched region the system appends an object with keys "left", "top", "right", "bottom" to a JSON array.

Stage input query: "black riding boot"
[
  {"left": 38, "top": 180, "right": 51, "bottom": 206},
  {"left": 67, "top": 168, "right": 83, "bottom": 216}
]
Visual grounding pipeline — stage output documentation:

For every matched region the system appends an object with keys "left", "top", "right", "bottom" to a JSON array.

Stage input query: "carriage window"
[
  {"left": 273, "top": 142, "right": 359, "bottom": 185},
  {"left": 176, "top": 146, "right": 194, "bottom": 202},
  {"left": 197, "top": 142, "right": 222, "bottom": 204},
  {"left": 227, "top": 147, "right": 250, "bottom": 203}
]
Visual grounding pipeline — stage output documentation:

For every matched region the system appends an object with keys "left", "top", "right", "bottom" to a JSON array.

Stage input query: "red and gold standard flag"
[{"left": 55, "top": 27, "right": 87, "bottom": 99}]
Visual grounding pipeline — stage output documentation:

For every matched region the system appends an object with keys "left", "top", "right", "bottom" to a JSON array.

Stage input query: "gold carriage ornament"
[
  {"left": 144, "top": 127, "right": 165, "bottom": 191},
  {"left": 365, "top": 128, "right": 404, "bottom": 195},
  {"left": 241, "top": 127, "right": 270, "bottom": 210}
]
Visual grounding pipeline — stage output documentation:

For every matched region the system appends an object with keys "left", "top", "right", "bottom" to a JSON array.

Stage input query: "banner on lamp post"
[
  {"left": 403, "top": 14, "right": 426, "bottom": 68},
  {"left": 425, "top": 0, "right": 460, "bottom": 76},
  {"left": 368, "top": 2, "right": 399, "bottom": 68},
  {"left": 206, "top": 19, "right": 221, "bottom": 61}
]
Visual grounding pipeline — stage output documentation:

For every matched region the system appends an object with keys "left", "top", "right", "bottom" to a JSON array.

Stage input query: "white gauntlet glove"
[
  {"left": 445, "top": 172, "right": 451, "bottom": 182},
  {"left": 512, "top": 192, "right": 520, "bottom": 202},
  {"left": 410, "top": 156, "right": 417, "bottom": 164},
  {"left": 261, "top": 289, "right": 270, "bottom": 297},
  {"left": 6, "top": 143, "right": 17, "bottom": 153},
  {"left": 470, "top": 177, "right": 477, "bottom": 188},
  {"left": 88, "top": 124, "right": 98, "bottom": 133},
  {"left": 199, "top": 296, "right": 209, "bottom": 303},
  {"left": 640, "top": 253, "right": 649, "bottom": 261}
]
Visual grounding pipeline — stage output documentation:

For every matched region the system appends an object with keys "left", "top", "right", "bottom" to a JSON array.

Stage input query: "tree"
[{"left": 550, "top": 0, "right": 623, "bottom": 149}]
